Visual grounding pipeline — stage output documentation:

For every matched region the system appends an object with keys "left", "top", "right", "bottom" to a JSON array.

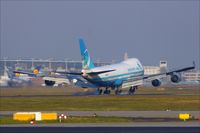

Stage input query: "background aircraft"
[
  {"left": 0, "top": 66, "right": 31, "bottom": 87},
  {"left": 13, "top": 65, "right": 44, "bottom": 77},
  {"left": 13, "top": 66, "right": 70, "bottom": 87}
]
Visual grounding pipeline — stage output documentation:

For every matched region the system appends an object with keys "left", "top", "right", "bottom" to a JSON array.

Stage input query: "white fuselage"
[{"left": 84, "top": 58, "right": 144, "bottom": 87}]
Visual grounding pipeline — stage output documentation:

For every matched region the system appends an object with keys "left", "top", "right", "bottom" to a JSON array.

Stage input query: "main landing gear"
[
  {"left": 97, "top": 88, "right": 111, "bottom": 95},
  {"left": 115, "top": 89, "right": 122, "bottom": 95},
  {"left": 98, "top": 88, "right": 103, "bottom": 95},
  {"left": 97, "top": 86, "right": 137, "bottom": 95},
  {"left": 128, "top": 86, "right": 137, "bottom": 95},
  {"left": 98, "top": 87, "right": 122, "bottom": 95},
  {"left": 103, "top": 88, "right": 111, "bottom": 95}
]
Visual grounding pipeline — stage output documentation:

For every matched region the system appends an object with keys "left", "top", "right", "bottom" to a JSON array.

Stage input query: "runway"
[
  {"left": 1, "top": 121, "right": 200, "bottom": 127},
  {"left": 57, "top": 111, "right": 200, "bottom": 118},
  {"left": 1, "top": 127, "right": 200, "bottom": 133},
  {"left": 1, "top": 111, "right": 200, "bottom": 118}
]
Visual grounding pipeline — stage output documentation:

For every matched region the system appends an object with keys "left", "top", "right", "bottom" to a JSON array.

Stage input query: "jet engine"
[
  {"left": 152, "top": 79, "right": 161, "bottom": 87},
  {"left": 44, "top": 80, "right": 55, "bottom": 86},
  {"left": 72, "top": 79, "right": 78, "bottom": 84},
  {"left": 170, "top": 73, "right": 181, "bottom": 83}
]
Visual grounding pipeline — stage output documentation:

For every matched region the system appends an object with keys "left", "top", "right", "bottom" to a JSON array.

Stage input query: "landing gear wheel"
[
  {"left": 129, "top": 87, "right": 136, "bottom": 95},
  {"left": 103, "top": 89, "right": 111, "bottom": 95},
  {"left": 103, "top": 90, "right": 107, "bottom": 94},
  {"left": 115, "top": 89, "right": 121, "bottom": 95},
  {"left": 98, "top": 89, "right": 103, "bottom": 95}
]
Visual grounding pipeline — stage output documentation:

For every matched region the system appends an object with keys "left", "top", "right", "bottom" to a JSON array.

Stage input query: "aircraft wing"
[
  {"left": 13, "top": 70, "right": 36, "bottom": 77},
  {"left": 122, "top": 62, "right": 195, "bottom": 88},
  {"left": 143, "top": 62, "right": 195, "bottom": 79}
]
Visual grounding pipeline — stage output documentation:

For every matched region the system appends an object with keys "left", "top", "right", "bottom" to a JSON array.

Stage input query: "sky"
[{"left": 0, "top": 0, "right": 199, "bottom": 68}]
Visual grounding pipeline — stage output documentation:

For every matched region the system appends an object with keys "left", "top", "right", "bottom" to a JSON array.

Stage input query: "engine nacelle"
[
  {"left": 44, "top": 80, "right": 55, "bottom": 86},
  {"left": 171, "top": 73, "right": 181, "bottom": 83},
  {"left": 72, "top": 79, "right": 78, "bottom": 84},
  {"left": 152, "top": 79, "right": 161, "bottom": 87}
]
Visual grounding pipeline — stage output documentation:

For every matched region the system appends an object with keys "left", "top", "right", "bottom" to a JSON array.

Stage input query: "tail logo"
[
  {"left": 83, "top": 49, "right": 91, "bottom": 69},
  {"left": 33, "top": 69, "right": 39, "bottom": 75}
]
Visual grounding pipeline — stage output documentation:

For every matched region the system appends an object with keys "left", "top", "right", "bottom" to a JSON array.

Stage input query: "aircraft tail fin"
[
  {"left": 79, "top": 38, "right": 95, "bottom": 70},
  {"left": 32, "top": 65, "right": 42, "bottom": 75},
  {"left": 4, "top": 66, "right": 11, "bottom": 78}
]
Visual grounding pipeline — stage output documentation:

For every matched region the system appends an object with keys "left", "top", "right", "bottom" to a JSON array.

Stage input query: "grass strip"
[{"left": 0, "top": 95, "right": 199, "bottom": 111}]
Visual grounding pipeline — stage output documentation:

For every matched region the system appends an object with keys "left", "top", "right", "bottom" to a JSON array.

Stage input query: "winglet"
[{"left": 193, "top": 61, "right": 195, "bottom": 68}]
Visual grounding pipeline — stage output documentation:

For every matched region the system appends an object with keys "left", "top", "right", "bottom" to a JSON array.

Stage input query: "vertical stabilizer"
[
  {"left": 79, "top": 38, "right": 95, "bottom": 70},
  {"left": 4, "top": 66, "right": 12, "bottom": 79}
]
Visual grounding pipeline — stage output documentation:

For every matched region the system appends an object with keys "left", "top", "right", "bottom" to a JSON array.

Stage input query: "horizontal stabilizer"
[
  {"left": 55, "top": 69, "right": 115, "bottom": 75},
  {"left": 55, "top": 71, "right": 83, "bottom": 75},
  {"left": 88, "top": 69, "right": 115, "bottom": 75}
]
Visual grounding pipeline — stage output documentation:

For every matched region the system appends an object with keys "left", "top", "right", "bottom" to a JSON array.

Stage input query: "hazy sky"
[{"left": 0, "top": 0, "right": 199, "bottom": 68}]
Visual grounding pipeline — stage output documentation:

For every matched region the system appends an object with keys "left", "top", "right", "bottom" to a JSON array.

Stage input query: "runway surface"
[
  {"left": 1, "top": 93, "right": 199, "bottom": 98},
  {"left": 1, "top": 127, "right": 200, "bottom": 133},
  {"left": 57, "top": 111, "right": 200, "bottom": 118},
  {"left": 1, "top": 111, "right": 200, "bottom": 118},
  {"left": 1, "top": 121, "right": 200, "bottom": 127}
]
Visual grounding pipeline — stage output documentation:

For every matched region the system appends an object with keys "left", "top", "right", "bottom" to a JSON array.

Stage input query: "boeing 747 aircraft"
[{"left": 55, "top": 38, "right": 195, "bottom": 95}]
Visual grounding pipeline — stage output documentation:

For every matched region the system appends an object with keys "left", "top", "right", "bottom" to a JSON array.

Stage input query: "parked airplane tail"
[
  {"left": 4, "top": 66, "right": 12, "bottom": 78},
  {"left": 79, "top": 38, "right": 95, "bottom": 70},
  {"left": 35, "top": 65, "right": 42, "bottom": 71},
  {"left": 32, "top": 65, "right": 42, "bottom": 75}
]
